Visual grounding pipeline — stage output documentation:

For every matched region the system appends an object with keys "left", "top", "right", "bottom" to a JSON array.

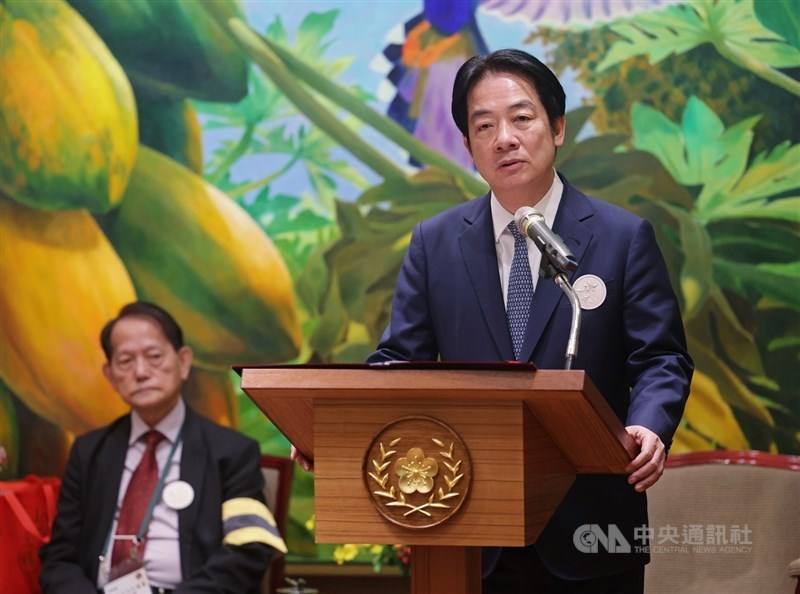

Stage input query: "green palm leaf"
[
  {"left": 599, "top": 0, "right": 800, "bottom": 96},
  {"left": 632, "top": 96, "right": 799, "bottom": 226},
  {"left": 728, "top": 142, "right": 800, "bottom": 203},
  {"left": 715, "top": 258, "right": 800, "bottom": 310}
]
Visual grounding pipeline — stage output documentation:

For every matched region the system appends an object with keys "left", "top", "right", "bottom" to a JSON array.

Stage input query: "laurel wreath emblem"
[{"left": 368, "top": 437, "right": 464, "bottom": 518}]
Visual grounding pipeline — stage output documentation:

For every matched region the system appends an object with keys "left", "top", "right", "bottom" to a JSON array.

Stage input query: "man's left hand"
[
  {"left": 624, "top": 425, "right": 665, "bottom": 492},
  {"left": 290, "top": 445, "right": 314, "bottom": 473}
]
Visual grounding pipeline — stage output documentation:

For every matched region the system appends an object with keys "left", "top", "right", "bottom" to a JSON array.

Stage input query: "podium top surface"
[
  {"left": 233, "top": 360, "right": 537, "bottom": 375},
  {"left": 238, "top": 364, "right": 600, "bottom": 400}
]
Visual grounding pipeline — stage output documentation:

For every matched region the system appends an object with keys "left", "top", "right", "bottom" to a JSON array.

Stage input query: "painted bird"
[{"left": 376, "top": 0, "right": 677, "bottom": 168}]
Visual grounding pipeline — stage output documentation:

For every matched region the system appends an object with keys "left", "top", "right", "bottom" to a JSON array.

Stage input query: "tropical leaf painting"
[
  {"left": 598, "top": 0, "right": 800, "bottom": 95},
  {"left": 0, "top": 0, "right": 797, "bottom": 568}
]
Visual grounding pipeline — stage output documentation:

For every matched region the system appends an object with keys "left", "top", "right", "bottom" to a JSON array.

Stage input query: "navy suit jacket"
[
  {"left": 40, "top": 406, "right": 272, "bottom": 593},
  {"left": 369, "top": 178, "right": 693, "bottom": 579}
]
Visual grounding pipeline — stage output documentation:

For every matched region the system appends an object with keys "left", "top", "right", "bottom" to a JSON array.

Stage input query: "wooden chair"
[
  {"left": 645, "top": 451, "right": 800, "bottom": 594},
  {"left": 260, "top": 454, "right": 294, "bottom": 594}
]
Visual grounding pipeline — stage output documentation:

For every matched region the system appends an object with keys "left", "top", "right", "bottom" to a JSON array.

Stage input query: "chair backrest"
[
  {"left": 645, "top": 451, "right": 800, "bottom": 594},
  {"left": 260, "top": 454, "right": 294, "bottom": 594},
  {"left": 261, "top": 454, "right": 293, "bottom": 529}
]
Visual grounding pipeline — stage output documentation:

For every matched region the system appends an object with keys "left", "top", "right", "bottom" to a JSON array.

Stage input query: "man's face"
[
  {"left": 464, "top": 71, "right": 565, "bottom": 202},
  {"left": 102, "top": 316, "right": 192, "bottom": 418}
]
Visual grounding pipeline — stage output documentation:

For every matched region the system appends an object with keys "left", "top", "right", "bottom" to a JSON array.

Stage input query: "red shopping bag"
[{"left": 0, "top": 476, "right": 60, "bottom": 594}]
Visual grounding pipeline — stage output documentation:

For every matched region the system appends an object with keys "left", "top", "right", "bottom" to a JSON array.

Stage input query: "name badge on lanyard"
[
  {"left": 103, "top": 563, "right": 151, "bottom": 594},
  {"left": 101, "top": 425, "right": 184, "bottom": 591}
]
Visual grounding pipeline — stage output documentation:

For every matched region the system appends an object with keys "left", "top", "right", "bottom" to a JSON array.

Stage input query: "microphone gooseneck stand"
[
  {"left": 515, "top": 207, "right": 581, "bottom": 369},
  {"left": 539, "top": 260, "right": 582, "bottom": 370}
]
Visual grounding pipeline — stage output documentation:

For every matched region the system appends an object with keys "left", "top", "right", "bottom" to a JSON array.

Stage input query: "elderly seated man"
[{"left": 40, "top": 301, "right": 285, "bottom": 594}]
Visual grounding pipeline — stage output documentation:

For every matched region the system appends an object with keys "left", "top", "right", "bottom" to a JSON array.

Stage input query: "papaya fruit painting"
[
  {"left": 0, "top": 0, "right": 301, "bottom": 452},
  {"left": 101, "top": 146, "right": 302, "bottom": 368},
  {"left": 0, "top": 0, "right": 137, "bottom": 213},
  {"left": 67, "top": 0, "right": 248, "bottom": 101},
  {"left": 13, "top": 393, "right": 73, "bottom": 478},
  {"left": 0, "top": 197, "right": 133, "bottom": 433},
  {"left": 137, "top": 97, "right": 204, "bottom": 174},
  {"left": 0, "top": 380, "right": 19, "bottom": 480},
  {"left": 184, "top": 368, "right": 238, "bottom": 428}
]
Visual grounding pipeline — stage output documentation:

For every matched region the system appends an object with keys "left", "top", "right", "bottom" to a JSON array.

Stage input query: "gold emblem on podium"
[{"left": 364, "top": 416, "right": 472, "bottom": 529}]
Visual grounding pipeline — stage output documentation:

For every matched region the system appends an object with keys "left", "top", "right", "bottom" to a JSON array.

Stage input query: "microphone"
[{"left": 514, "top": 206, "right": 578, "bottom": 274}]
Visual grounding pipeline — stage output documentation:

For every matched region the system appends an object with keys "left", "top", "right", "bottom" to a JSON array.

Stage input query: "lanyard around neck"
[
  {"left": 103, "top": 423, "right": 184, "bottom": 558},
  {"left": 136, "top": 425, "right": 183, "bottom": 541}
]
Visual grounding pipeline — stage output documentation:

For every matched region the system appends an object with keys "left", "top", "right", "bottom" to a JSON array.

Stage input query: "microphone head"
[{"left": 514, "top": 206, "right": 543, "bottom": 236}]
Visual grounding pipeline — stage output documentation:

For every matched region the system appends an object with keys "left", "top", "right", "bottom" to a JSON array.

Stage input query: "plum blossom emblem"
[
  {"left": 365, "top": 417, "right": 472, "bottom": 528},
  {"left": 395, "top": 447, "right": 439, "bottom": 494},
  {"left": 368, "top": 434, "right": 465, "bottom": 522}
]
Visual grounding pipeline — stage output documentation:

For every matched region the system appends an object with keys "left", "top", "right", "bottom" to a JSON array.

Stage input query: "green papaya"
[
  {"left": 67, "top": 0, "right": 247, "bottom": 101},
  {"left": 102, "top": 146, "right": 302, "bottom": 367},
  {"left": 0, "top": 0, "right": 137, "bottom": 212},
  {"left": 14, "top": 396, "right": 73, "bottom": 477},
  {"left": 0, "top": 380, "right": 19, "bottom": 479},
  {"left": 184, "top": 368, "right": 238, "bottom": 428},
  {"left": 138, "top": 96, "right": 203, "bottom": 174}
]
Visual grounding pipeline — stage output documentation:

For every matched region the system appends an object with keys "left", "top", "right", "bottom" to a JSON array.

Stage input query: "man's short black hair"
[
  {"left": 100, "top": 301, "right": 184, "bottom": 360},
  {"left": 451, "top": 49, "right": 566, "bottom": 137}
]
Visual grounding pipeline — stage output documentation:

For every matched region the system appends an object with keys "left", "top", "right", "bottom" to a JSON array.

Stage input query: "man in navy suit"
[{"left": 368, "top": 49, "right": 693, "bottom": 593}]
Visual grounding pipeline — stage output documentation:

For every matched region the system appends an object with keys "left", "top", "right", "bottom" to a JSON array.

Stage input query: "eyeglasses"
[{"left": 110, "top": 351, "right": 167, "bottom": 373}]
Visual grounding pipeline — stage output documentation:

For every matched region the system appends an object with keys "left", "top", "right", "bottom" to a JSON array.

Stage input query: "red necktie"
[{"left": 111, "top": 430, "right": 164, "bottom": 568}]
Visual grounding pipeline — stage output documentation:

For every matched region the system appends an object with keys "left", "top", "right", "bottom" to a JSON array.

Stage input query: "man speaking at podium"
[{"left": 368, "top": 49, "right": 693, "bottom": 593}]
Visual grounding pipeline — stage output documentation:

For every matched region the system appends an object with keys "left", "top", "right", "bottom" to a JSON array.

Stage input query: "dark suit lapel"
[
  {"left": 519, "top": 181, "right": 595, "bottom": 362},
  {"left": 89, "top": 416, "right": 130, "bottom": 580},
  {"left": 459, "top": 194, "right": 514, "bottom": 360},
  {"left": 178, "top": 407, "right": 206, "bottom": 578}
]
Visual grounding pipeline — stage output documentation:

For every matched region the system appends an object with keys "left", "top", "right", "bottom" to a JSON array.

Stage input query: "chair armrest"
[
  {"left": 789, "top": 558, "right": 800, "bottom": 594},
  {"left": 789, "top": 557, "right": 800, "bottom": 578}
]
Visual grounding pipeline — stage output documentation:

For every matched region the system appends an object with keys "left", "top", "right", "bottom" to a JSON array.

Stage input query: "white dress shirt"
[
  {"left": 98, "top": 399, "right": 185, "bottom": 589},
  {"left": 490, "top": 171, "right": 564, "bottom": 306}
]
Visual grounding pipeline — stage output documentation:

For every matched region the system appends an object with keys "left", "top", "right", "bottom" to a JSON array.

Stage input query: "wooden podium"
[{"left": 239, "top": 363, "right": 635, "bottom": 594}]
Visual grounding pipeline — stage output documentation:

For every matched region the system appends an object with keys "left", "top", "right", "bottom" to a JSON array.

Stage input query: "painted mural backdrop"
[{"left": 1, "top": 0, "right": 798, "bottom": 567}]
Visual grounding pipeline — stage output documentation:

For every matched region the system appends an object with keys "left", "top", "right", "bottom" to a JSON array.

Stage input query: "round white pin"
[
  {"left": 162, "top": 480, "right": 194, "bottom": 510},
  {"left": 573, "top": 274, "right": 607, "bottom": 310}
]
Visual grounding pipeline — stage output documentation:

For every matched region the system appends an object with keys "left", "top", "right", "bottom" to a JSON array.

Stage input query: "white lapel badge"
[
  {"left": 162, "top": 480, "right": 195, "bottom": 510},
  {"left": 573, "top": 274, "right": 606, "bottom": 310}
]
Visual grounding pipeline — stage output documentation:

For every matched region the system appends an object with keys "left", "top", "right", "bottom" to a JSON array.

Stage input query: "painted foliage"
[{"left": 0, "top": 0, "right": 797, "bottom": 565}]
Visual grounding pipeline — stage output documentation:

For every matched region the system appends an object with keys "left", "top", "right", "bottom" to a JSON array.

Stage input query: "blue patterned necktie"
[{"left": 506, "top": 221, "right": 534, "bottom": 360}]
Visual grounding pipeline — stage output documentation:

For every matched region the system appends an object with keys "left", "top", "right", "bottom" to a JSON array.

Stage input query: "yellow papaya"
[
  {"left": 184, "top": 367, "right": 238, "bottom": 427},
  {"left": 0, "top": 0, "right": 137, "bottom": 213},
  {"left": 0, "top": 196, "right": 133, "bottom": 433},
  {"left": 67, "top": 0, "right": 247, "bottom": 101},
  {"left": 671, "top": 424, "right": 715, "bottom": 454},
  {"left": 102, "top": 147, "right": 302, "bottom": 367},
  {"left": 0, "top": 379, "right": 19, "bottom": 479},
  {"left": 681, "top": 370, "right": 749, "bottom": 451}
]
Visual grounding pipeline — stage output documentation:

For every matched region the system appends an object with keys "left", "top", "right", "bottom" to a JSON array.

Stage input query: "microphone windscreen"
[{"left": 513, "top": 206, "right": 543, "bottom": 235}]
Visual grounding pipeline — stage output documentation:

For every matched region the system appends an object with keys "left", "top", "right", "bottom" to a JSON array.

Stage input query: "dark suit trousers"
[{"left": 483, "top": 547, "right": 644, "bottom": 594}]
